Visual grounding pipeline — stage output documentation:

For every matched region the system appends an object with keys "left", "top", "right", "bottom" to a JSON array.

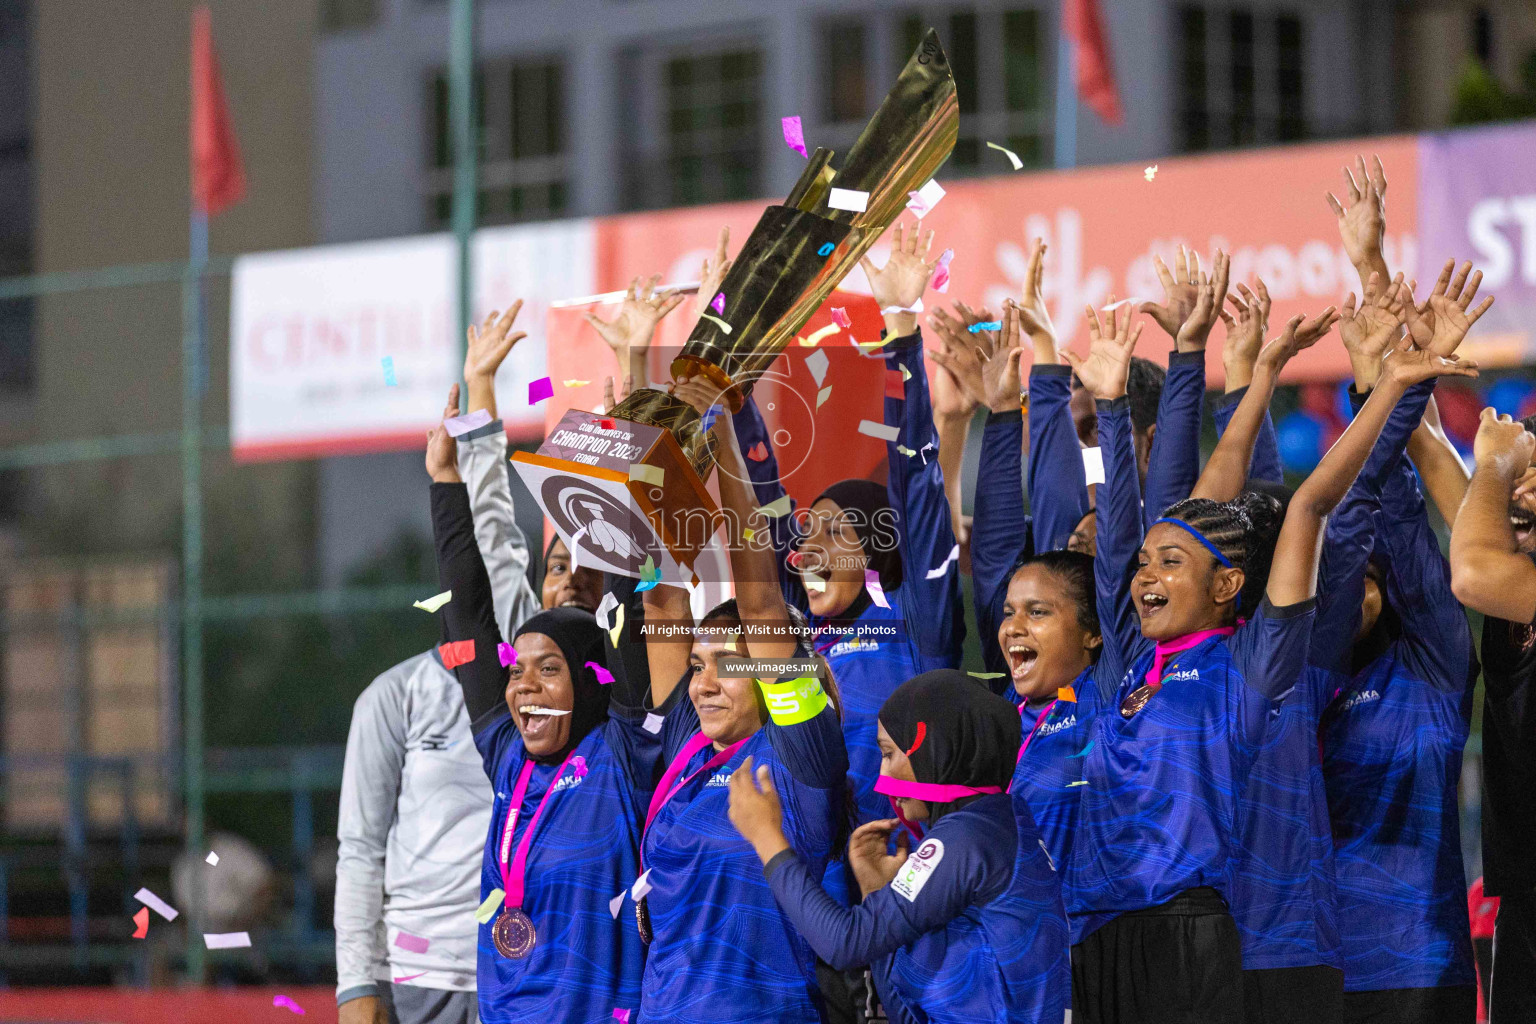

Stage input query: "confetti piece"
[
  {"left": 746, "top": 441, "right": 769, "bottom": 462},
  {"left": 967, "top": 321, "right": 1002, "bottom": 333},
  {"left": 906, "top": 179, "right": 946, "bottom": 218},
  {"left": 781, "top": 115, "right": 808, "bottom": 158},
  {"left": 629, "top": 463, "right": 664, "bottom": 486},
  {"left": 1059, "top": 686, "right": 1078, "bottom": 702},
  {"left": 798, "top": 323, "right": 841, "bottom": 347},
  {"left": 1070, "top": 740, "right": 1095, "bottom": 758},
  {"left": 613, "top": 1011, "right": 632, "bottom": 1023},
  {"left": 901, "top": 365, "right": 912, "bottom": 381},
  {"left": 803, "top": 572, "right": 827, "bottom": 594},
  {"left": 572, "top": 755, "right": 588, "bottom": 779},
  {"left": 1144, "top": 165, "right": 1158, "bottom": 181},
  {"left": 528, "top": 377, "right": 554, "bottom": 404},
  {"left": 1067, "top": 780, "right": 1088, "bottom": 787},
  {"left": 631, "top": 869, "right": 654, "bottom": 900},
  {"left": 896, "top": 444, "right": 917, "bottom": 458},
  {"left": 757, "top": 495, "right": 793, "bottom": 518},
  {"left": 931, "top": 248, "right": 955, "bottom": 293},
  {"left": 134, "top": 888, "right": 178, "bottom": 921},
  {"left": 381, "top": 356, "right": 398, "bottom": 386},
  {"left": 609, "top": 891, "right": 626, "bottom": 918},
  {"left": 607, "top": 603, "right": 625, "bottom": 648},
  {"left": 830, "top": 307, "right": 852, "bottom": 329},
  {"left": 827, "top": 188, "right": 869, "bottom": 212},
  {"left": 564, "top": 379, "right": 591, "bottom": 388},
  {"left": 800, "top": 352, "right": 830, "bottom": 391},
  {"left": 131, "top": 907, "right": 148, "bottom": 939},
  {"left": 885, "top": 370, "right": 906, "bottom": 399},
  {"left": 1081, "top": 446, "right": 1105, "bottom": 486},
  {"left": 438, "top": 639, "right": 476, "bottom": 669},
  {"left": 273, "top": 995, "right": 306, "bottom": 1015},
  {"left": 864, "top": 569, "right": 890, "bottom": 608},
  {"left": 586, "top": 661, "right": 616, "bottom": 684},
  {"left": 568, "top": 524, "right": 588, "bottom": 575},
  {"left": 203, "top": 931, "right": 251, "bottom": 949},
  {"left": 816, "top": 386, "right": 833, "bottom": 408},
  {"left": 395, "top": 931, "right": 431, "bottom": 954},
  {"left": 710, "top": 292, "right": 726, "bottom": 314},
  {"left": 881, "top": 300, "right": 924, "bottom": 314},
  {"left": 476, "top": 889, "right": 504, "bottom": 923},
  {"left": 699, "top": 312, "right": 733, "bottom": 335},
  {"left": 858, "top": 420, "right": 900, "bottom": 442},
  {"left": 393, "top": 973, "right": 427, "bottom": 983},
  {"left": 444, "top": 408, "right": 493, "bottom": 437},
  {"left": 743, "top": 528, "right": 755, "bottom": 541},
  {"left": 596, "top": 592, "right": 619, "bottom": 632},
  {"left": 969, "top": 672, "right": 1005, "bottom": 680},
  {"left": 205, "top": 851, "right": 219, "bottom": 866},
  {"left": 600, "top": 417, "right": 616, "bottom": 429},
  {"left": 817, "top": 242, "right": 835, "bottom": 257},
  {"left": 498, "top": 642, "right": 516, "bottom": 667},
  {"left": 413, "top": 590, "right": 453, "bottom": 613},
  {"left": 986, "top": 141, "right": 1024, "bottom": 170},
  {"left": 643, "top": 712, "right": 664, "bottom": 734},
  {"left": 926, "top": 544, "right": 960, "bottom": 579},
  {"left": 854, "top": 335, "right": 892, "bottom": 354}
]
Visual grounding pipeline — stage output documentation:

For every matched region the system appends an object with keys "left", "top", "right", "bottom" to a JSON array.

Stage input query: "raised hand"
[
  {"left": 1218, "top": 278, "right": 1271, "bottom": 392},
  {"left": 1327, "top": 154, "right": 1388, "bottom": 272},
  {"left": 1172, "top": 250, "right": 1230, "bottom": 353},
  {"left": 1015, "top": 237, "right": 1059, "bottom": 363},
  {"left": 1419, "top": 260, "right": 1494, "bottom": 357},
  {"left": 602, "top": 374, "right": 633, "bottom": 414},
  {"left": 1063, "top": 299, "right": 1143, "bottom": 401},
  {"left": 1337, "top": 271, "right": 1407, "bottom": 389},
  {"left": 860, "top": 222, "right": 940, "bottom": 334},
  {"left": 983, "top": 304, "right": 1028, "bottom": 413},
  {"left": 1255, "top": 305, "right": 1340, "bottom": 380},
  {"left": 1381, "top": 339, "right": 1479, "bottom": 389},
  {"left": 464, "top": 302, "right": 527, "bottom": 417},
  {"left": 669, "top": 375, "right": 734, "bottom": 433},
  {"left": 1474, "top": 408, "right": 1536, "bottom": 472},
  {"left": 425, "top": 384, "right": 462, "bottom": 484},
  {"left": 1140, "top": 244, "right": 1204, "bottom": 343},
  {"left": 583, "top": 275, "right": 684, "bottom": 359},
  {"left": 927, "top": 304, "right": 991, "bottom": 414},
  {"left": 698, "top": 225, "right": 733, "bottom": 314}
]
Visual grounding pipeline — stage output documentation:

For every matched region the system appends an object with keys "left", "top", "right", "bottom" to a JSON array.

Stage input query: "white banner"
[{"left": 230, "top": 220, "right": 594, "bottom": 461}]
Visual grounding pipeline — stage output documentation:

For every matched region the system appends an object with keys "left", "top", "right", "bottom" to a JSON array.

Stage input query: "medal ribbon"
[
  {"left": 872, "top": 776, "right": 1003, "bottom": 802},
  {"left": 640, "top": 732, "right": 751, "bottom": 867},
  {"left": 1013, "top": 698, "right": 1059, "bottom": 773},
  {"left": 1142, "top": 627, "right": 1235, "bottom": 696},
  {"left": 499, "top": 749, "right": 578, "bottom": 909}
]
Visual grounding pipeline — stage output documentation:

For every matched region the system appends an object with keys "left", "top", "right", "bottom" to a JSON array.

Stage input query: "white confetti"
[
  {"left": 1082, "top": 446, "right": 1105, "bottom": 486},
  {"left": 858, "top": 420, "right": 900, "bottom": 443},
  {"left": 827, "top": 188, "right": 869, "bottom": 212},
  {"left": 205, "top": 851, "right": 219, "bottom": 866},
  {"left": 804, "top": 349, "right": 830, "bottom": 387},
  {"left": 444, "top": 408, "right": 493, "bottom": 438},
  {"left": 631, "top": 869, "right": 654, "bottom": 901},
  {"left": 609, "top": 891, "right": 626, "bottom": 919},
  {"left": 134, "top": 888, "right": 179, "bottom": 922},
  {"left": 1144, "top": 165, "right": 1158, "bottom": 181},
  {"left": 595, "top": 592, "right": 619, "bottom": 632},
  {"left": 643, "top": 713, "right": 665, "bottom": 735},
  {"left": 906, "top": 179, "right": 946, "bottom": 218},
  {"left": 203, "top": 931, "right": 251, "bottom": 949},
  {"left": 986, "top": 141, "right": 1024, "bottom": 170},
  {"left": 925, "top": 544, "right": 960, "bottom": 580}
]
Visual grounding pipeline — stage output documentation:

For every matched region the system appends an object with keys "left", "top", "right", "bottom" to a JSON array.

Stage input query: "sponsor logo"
[
  {"left": 1162, "top": 669, "right": 1199, "bottom": 683},
  {"left": 1038, "top": 714, "right": 1077, "bottom": 737},
  {"left": 828, "top": 638, "right": 882, "bottom": 657},
  {"left": 891, "top": 838, "right": 945, "bottom": 901},
  {"left": 551, "top": 773, "right": 584, "bottom": 794},
  {"left": 1342, "top": 689, "right": 1380, "bottom": 711},
  {"left": 704, "top": 772, "right": 733, "bottom": 788}
]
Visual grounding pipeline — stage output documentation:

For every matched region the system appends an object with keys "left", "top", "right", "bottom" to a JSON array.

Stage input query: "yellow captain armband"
[{"left": 757, "top": 676, "right": 829, "bottom": 726}]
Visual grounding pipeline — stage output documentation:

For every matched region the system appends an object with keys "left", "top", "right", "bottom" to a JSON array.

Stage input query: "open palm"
[
  {"left": 1064, "top": 299, "right": 1143, "bottom": 401},
  {"left": 465, "top": 301, "right": 526, "bottom": 382},
  {"left": 859, "top": 222, "right": 938, "bottom": 311}
]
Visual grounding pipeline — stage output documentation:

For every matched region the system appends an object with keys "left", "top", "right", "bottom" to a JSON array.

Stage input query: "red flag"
[
  {"left": 1065, "top": 0, "right": 1123, "bottom": 126},
  {"left": 190, "top": 6, "right": 246, "bottom": 215}
]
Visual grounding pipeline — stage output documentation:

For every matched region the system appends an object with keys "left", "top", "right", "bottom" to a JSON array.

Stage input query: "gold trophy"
[{"left": 514, "top": 29, "right": 958, "bottom": 581}]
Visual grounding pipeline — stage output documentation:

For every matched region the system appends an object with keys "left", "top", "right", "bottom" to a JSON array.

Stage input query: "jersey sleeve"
[
  {"left": 1307, "top": 481, "right": 1374, "bottom": 688},
  {"left": 971, "top": 407, "right": 1034, "bottom": 674},
  {"left": 456, "top": 418, "right": 542, "bottom": 641},
  {"left": 430, "top": 482, "right": 515, "bottom": 732},
  {"left": 762, "top": 821, "right": 1004, "bottom": 971},
  {"left": 764, "top": 674, "right": 848, "bottom": 789},
  {"left": 884, "top": 330, "right": 965, "bottom": 664},
  {"left": 1094, "top": 396, "right": 1154, "bottom": 697},
  {"left": 1229, "top": 596, "right": 1317, "bottom": 703},
  {"left": 1142, "top": 351, "right": 1206, "bottom": 526},
  {"left": 1212, "top": 387, "right": 1283, "bottom": 485},
  {"left": 1026, "top": 365, "right": 1091, "bottom": 551},
  {"left": 731, "top": 395, "right": 804, "bottom": 613},
  {"left": 869, "top": 960, "right": 924, "bottom": 1024},
  {"left": 1378, "top": 457, "right": 1477, "bottom": 695}
]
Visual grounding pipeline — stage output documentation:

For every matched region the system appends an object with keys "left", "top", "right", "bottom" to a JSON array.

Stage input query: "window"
[
  {"left": 426, "top": 57, "right": 567, "bottom": 227},
  {"left": 622, "top": 45, "right": 762, "bottom": 210},
  {"left": 820, "top": 7, "right": 1047, "bottom": 176},
  {"left": 1178, "top": 5, "right": 1308, "bottom": 152}
]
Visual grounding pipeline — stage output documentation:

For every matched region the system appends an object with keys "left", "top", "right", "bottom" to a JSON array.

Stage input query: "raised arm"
[
  {"left": 1406, "top": 395, "right": 1471, "bottom": 525},
  {"left": 1192, "top": 306, "right": 1339, "bottom": 502},
  {"left": 1450, "top": 411, "right": 1536, "bottom": 622},
  {"left": 582, "top": 273, "right": 687, "bottom": 391},
  {"left": 729, "top": 393, "right": 803, "bottom": 613},
  {"left": 1214, "top": 278, "right": 1282, "bottom": 484},
  {"left": 1327, "top": 154, "right": 1391, "bottom": 293}
]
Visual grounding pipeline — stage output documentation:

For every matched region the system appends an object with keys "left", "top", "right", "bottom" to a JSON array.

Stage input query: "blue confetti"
[
  {"left": 1069, "top": 740, "right": 1094, "bottom": 758},
  {"left": 700, "top": 403, "right": 722, "bottom": 431},
  {"left": 381, "top": 356, "right": 398, "bottom": 386},
  {"left": 967, "top": 321, "right": 1002, "bottom": 333},
  {"left": 635, "top": 578, "right": 659, "bottom": 593},
  {"left": 817, "top": 242, "right": 834, "bottom": 257}
]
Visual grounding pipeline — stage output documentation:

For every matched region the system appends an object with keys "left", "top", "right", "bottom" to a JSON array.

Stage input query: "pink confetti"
[
  {"left": 273, "top": 995, "right": 306, "bottom": 1015},
  {"left": 131, "top": 907, "right": 148, "bottom": 939},
  {"left": 864, "top": 569, "right": 890, "bottom": 608},
  {"left": 710, "top": 292, "right": 726, "bottom": 314},
  {"left": 587, "top": 661, "right": 616, "bottom": 684},
  {"left": 781, "top": 116, "right": 808, "bottom": 158},
  {"left": 528, "top": 377, "right": 554, "bottom": 404},
  {"left": 498, "top": 642, "right": 517, "bottom": 667},
  {"left": 393, "top": 973, "right": 427, "bottom": 983},
  {"left": 613, "top": 1011, "right": 632, "bottom": 1023},
  {"left": 394, "top": 931, "right": 431, "bottom": 954},
  {"left": 931, "top": 248, "right": 954, "bottom": 293},
  {"left": 746, "top": 441, "right": 769, "bottom": 462},
  {"left": 444, "top": 408, "right": 492, "bottom": 438},
  {"left": 830, "top": 307, "right": 852, "bottom": 329},
  {"left": 571, "top": 755, "right": 589, "bottom": 779}
]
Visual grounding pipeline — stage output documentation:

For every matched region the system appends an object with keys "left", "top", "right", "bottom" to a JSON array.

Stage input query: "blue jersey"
[
  {"left": 640, "top": 692, "right": 847, "bottom": 1023},
  {"left": 766, "top": 793, "right": 1069, "bottom": 1024},
  {"left": 1318, "top": 398, "right": 1477, "bottom": 992},
  {"left": 471, "top": 710, "right": 657, "bottom": 1024}
]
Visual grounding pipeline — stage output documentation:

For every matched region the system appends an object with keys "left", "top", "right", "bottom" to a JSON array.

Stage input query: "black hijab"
[
  {"left": 878, "top": 670, "right": 1021, "bottom": 823},
  {"left": 812, "top": 478, "right": 904, "bottom": 617},
  {"left": 512, "top": 607, "right": 610, "bottom": 764}
]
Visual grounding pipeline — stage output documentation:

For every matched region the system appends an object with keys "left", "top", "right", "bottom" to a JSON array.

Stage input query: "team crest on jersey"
[
  {"left": 1341, "top": 689, "right": 1380, "bottom": 711},
  {"left": 891, "top": 838, "right": 945, "bottom": 901}
]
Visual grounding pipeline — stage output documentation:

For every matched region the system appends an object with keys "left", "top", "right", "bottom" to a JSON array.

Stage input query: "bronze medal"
[
  {"left": 492, "top": 907, "right": 536, "bottom": 959},
  {"left": 635, "top": 896, "right": 653, "bottom": 944},
  {"left": 1120, "top": 684, "right": 1155, "bottom": 719}
]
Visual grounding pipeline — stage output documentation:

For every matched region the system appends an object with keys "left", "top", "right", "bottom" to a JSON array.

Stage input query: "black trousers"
[
  {"left": 1242, "top": 964, "right": 1344, "bottom": 1024},
  {"left": 1341, "top": 984, "right": 1475, "bottom": 1024},
  {"left": 1071, "top": 887, "right": 1243, "bottom": 1024},
  {"left": 1491, "top": 891, "right": 1536, "bottom": 1023}
]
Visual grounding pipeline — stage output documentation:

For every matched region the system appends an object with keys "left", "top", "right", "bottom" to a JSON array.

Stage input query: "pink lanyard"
[
  {"left": 1014, "top": 698, "right": 1060, "bottom": 771},
  {"left": 641, "top": 732, "right": 751, "bottom": 867},
  {"left": 498, "top": 749, "right": 577, "bottom": 909},
  {"left": 1143, "top": 627, "right": 1235, "bottom": 695}
]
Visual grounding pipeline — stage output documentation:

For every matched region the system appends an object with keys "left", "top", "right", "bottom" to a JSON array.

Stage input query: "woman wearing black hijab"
[
  {"left": 425, "top": 404, "right": 658, "bottom": 1024},
  {"left": 729, "top": 670, "right": 1070, "bottom": 1024}
]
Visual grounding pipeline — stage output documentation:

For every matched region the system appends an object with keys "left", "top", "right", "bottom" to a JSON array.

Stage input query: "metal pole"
[
  {"left": 1053, "top": 3, "right": 1078, "bottom": 171},
  {"left": 449, "top": 0, "right": 478, "bottom": 406},
  {"left": 182, "top": 208, "right": 208, "bottom": 982}
]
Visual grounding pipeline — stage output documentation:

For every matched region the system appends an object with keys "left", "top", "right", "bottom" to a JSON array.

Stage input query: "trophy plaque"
[{"left": 515, "top": 29, "right": 958, "bottom": 580}]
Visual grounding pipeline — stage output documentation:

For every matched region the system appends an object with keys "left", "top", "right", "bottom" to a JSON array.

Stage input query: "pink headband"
[{"left": 874, "top": 775, "right": 1003, "bottom": 803}]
